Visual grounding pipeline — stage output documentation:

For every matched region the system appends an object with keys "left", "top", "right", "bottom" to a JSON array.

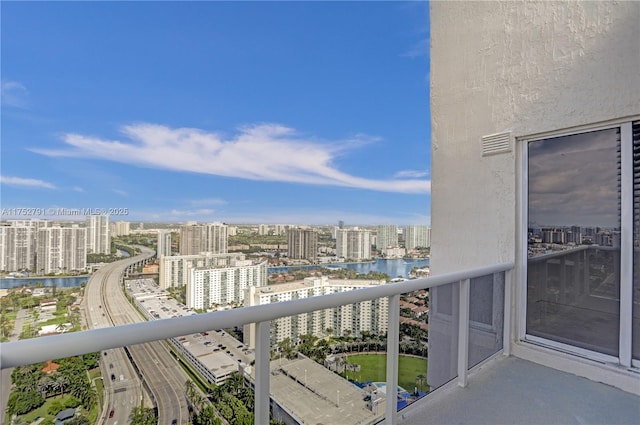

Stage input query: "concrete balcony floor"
[{"left": 398, "top": 356, "right": 640, "bottom": 425}]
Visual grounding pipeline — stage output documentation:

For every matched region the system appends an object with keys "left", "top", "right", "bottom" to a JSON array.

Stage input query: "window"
[{"left": 524, "top": 121, "right": 638, "bottom": 366}]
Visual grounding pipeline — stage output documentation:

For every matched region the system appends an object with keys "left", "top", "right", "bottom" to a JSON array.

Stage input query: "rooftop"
[{"left": 264, "top": 356, "right": 383, "bottom": 425}]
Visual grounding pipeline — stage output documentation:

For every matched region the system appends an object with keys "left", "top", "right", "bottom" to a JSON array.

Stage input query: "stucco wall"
[{"left": 429, "top": 1, "right": 640, "bottom": 274}]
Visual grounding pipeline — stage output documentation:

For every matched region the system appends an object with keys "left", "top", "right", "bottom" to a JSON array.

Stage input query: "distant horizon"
[{"left": 0, "top": 217, "right": 431, "bottom": 228}]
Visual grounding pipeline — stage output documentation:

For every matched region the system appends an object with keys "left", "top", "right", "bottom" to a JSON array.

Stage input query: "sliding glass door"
[{"left": 525, "top": 122, "right": 637, "bottom": 365}]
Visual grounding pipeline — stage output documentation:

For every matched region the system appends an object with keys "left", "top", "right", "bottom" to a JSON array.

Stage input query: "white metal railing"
[{"left": 0, "top": 262, "right": 513, "bottom": 425}]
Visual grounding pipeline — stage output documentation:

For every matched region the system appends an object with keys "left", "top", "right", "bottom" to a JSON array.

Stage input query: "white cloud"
[
  {"left": 394, "top": 169, "right": 429, "bottom": 178},
  {"left": 73, "top": 187, "right": 84, "bottom": 192},
  {"left": 0, "top": 175, "right": 56, "bottom": 189},
  {"left": 1, "top": 81, "right": 29, "bottom": 108},
  {"left": 31, "top": 123, "right": 430, "bottom": 194},
  {"left": 112, "top": 189, "right": 128, "bottom": 196}
]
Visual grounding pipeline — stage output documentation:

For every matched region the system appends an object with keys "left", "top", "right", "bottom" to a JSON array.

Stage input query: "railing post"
[
  {"left": 457, "top": 279, "right": 470, "bottom": 387},
  {"left": 385, "top": 294, "right": 400, "bottom": 424},
  {"left": 503, "top": 270, "right": 512, "bottom": 356},
  {"left": 255, "top": 320, "right": 270, "bottom": 425}
]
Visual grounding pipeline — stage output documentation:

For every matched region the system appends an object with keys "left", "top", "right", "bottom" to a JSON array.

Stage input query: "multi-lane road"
[
  {"left": 84, "top": 248, "right": 189, "bottom": 425},
  {"left": 85, "top": 257, "right": 145, "bottom": 425}
]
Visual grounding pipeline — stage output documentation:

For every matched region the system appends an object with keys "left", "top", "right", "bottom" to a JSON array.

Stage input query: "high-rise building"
[
  {"left": 36, "top": 225, "right": 86, "bottom": 274},
  {"left": 159, "top": 252, "right": 247, "bottom": 289},
  {"left": 0, "top": 220, "right": 54, "bottom": 272},
  {"left": 179, "top": 222, "right": 228, "bottom": 255},
  {"left": 258, "top": 224, "right": 269, "bottom": 235},
  {"left": 568, "top": 226, "right": 582, "bottom": 245},
  {"left": 376, "top": 225, "right": 399, "bottom": 250},
  {"left": 0, "top": 224, "right": 34, "bottom": 272},
  {"left": 274, "top": 224, "right": 288, "bottom": 235},
  {"left": 244, "top": 276, "right": 388, "bottom": 348},
  {"left": 336, "top": 229, "right": 371, "bottom": 261},
  {"left": 86, "top": 215, "right": 110, "bottom": 254},
  {"left": 187, "top": 259, "right": 267, "bottom": 309},
  {"left": 157, "top": 230, "right": 172, "bottom": 257},
  {"left": 404, "top": 225, "right": 431, "bottom": 250},
  {"left": 287, "top": 228, "right": 318, "bottom": 262},
  {"left": 113, "top": 221, "right": 131, "bottom": 237}
]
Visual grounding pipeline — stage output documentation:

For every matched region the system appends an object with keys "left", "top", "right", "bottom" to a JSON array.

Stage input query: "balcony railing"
[{"left": 1, "top": 262, "right": 513, "bottom": 425}]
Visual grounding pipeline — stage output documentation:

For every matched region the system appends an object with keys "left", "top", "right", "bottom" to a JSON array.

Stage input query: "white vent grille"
[{"left": 481, "top": 131, "right": 512, "bottom": 156}]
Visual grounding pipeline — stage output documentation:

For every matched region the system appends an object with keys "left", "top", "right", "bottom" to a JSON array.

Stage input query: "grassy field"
[{"left": 343, "top": 354, "right": 429, "bottom": 393}]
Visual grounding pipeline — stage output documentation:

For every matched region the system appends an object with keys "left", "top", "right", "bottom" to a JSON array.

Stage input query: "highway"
[
  {"left": 84, "top": 247, "right": 190, "bottom": 425},
  {"left": 85, "top": 256, "right": 145, "bottom": 425}
]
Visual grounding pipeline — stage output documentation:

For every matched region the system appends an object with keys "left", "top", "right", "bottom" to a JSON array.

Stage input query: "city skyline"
[{"left": 1, "top": 2, "right": 431, "bottom": 226}]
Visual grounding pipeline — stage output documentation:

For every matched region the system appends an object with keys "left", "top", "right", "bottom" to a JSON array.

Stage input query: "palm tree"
[
  {"left": 225, "top": 372, "right": 244, "bottom": 396},
  {"left": 55, "top": 375, "right": 69, "bottom": 396},
  {"left": 185, "top": 380, "right": 196, "bottom": 401}
]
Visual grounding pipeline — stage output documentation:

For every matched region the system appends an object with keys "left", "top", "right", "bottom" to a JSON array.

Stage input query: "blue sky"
[{"left": 1, "top": 2, "right": 430, "bottom": 226}]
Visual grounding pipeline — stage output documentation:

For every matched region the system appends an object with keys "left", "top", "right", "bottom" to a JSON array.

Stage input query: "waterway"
[
  {"left": 0, "top": 276, "right": 90, "bottom": 289},
  {"left": 0, "top": 258, "right": 429, "bottom": 289},
  {"left": 0, "top": 249, "right": 133, "bottom": 289},
  {"left": 267, "top": 258, "right": 430, "bottom": 279}
]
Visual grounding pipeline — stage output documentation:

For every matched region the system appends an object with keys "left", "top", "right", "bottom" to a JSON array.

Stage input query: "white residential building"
[
  {"left": 86, "top": 215, "right": 110, "bottom": 254},
  {"left": 0, "top": 224, "right": 34, "bottom": 272},
  {"left": 36, "top": 225, "right": 86, "bottom": 274},
  {"left": 112, "top": 221, "right": 131, "bottom": 237},
  {"left": 157, "top": 230, "right": 172, "bottom": 257},
  {"left": 376, "top": 225, "right": 398, "bottom": 250},
  {"left": 0, "top": 220, "right": 53, "bottom": 272},
  {"left": 382, "top": 246, "right": 406, "bottom": 259},
  {"left": 187, "top": 260, "right": 267, "bottom": 309},
  {"left": 244, "top": 276, "right": 388, "bottom": 349},
  {"left": 336, "top": 229, "right": 371, "bottom": 261},
  {"left": 404, "top": 225, "right": 431, "bottom": 250},
  {"left": 274, "top": 224, "right": 288, "bottom": 235},
  {"left": 159, "top": 252, "right": 247, "bottom": 289}
]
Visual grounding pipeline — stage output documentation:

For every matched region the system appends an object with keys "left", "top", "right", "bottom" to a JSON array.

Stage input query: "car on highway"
[
  {"left": 109, "top": 409, "right": 115, "bottom": 418},
  {"left": 171, "top": 420, "right": 177, "bottom": 425},
  {"left": 111, "top": 374, "right": 116, "bottom": 381}
]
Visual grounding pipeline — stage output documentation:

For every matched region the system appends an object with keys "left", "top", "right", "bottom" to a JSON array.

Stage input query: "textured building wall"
[
  {"left": 428, "top": 0, "right": 640, "bottom": 388},
  {"left": 430, "top": 0, "right": 640, "bottom": 273}
]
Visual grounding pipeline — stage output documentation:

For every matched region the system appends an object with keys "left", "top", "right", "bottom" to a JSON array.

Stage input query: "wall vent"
[{"left": 481, "top": 131, "right": 512, "bottom": 156}]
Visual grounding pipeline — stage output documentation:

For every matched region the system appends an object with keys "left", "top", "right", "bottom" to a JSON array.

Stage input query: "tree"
[
  {"left": 194, "top": 406, "right": 221, "bottom": 425},
  {"left": 130, "top": 405, "right": 157, "bottom": 425},
  {"left": 224, "top": 372, "right": 245, "bottom": 397},
  {"left": 54, "top": 375, "right": 69, "bottom": 396},
  {"left": 185, "top": 379, "right": 196, "bottom": 402},
  {"left": 7, "top": 390, "right": 45, "bottom": 415}
]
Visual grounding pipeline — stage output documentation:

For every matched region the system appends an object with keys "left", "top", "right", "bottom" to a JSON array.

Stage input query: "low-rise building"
[
  {"left": 244, "top": 276, "right": 388, "bottom": 348},
  {"left": 186, "top": 259, "right": 268, "bottom": 309}
]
